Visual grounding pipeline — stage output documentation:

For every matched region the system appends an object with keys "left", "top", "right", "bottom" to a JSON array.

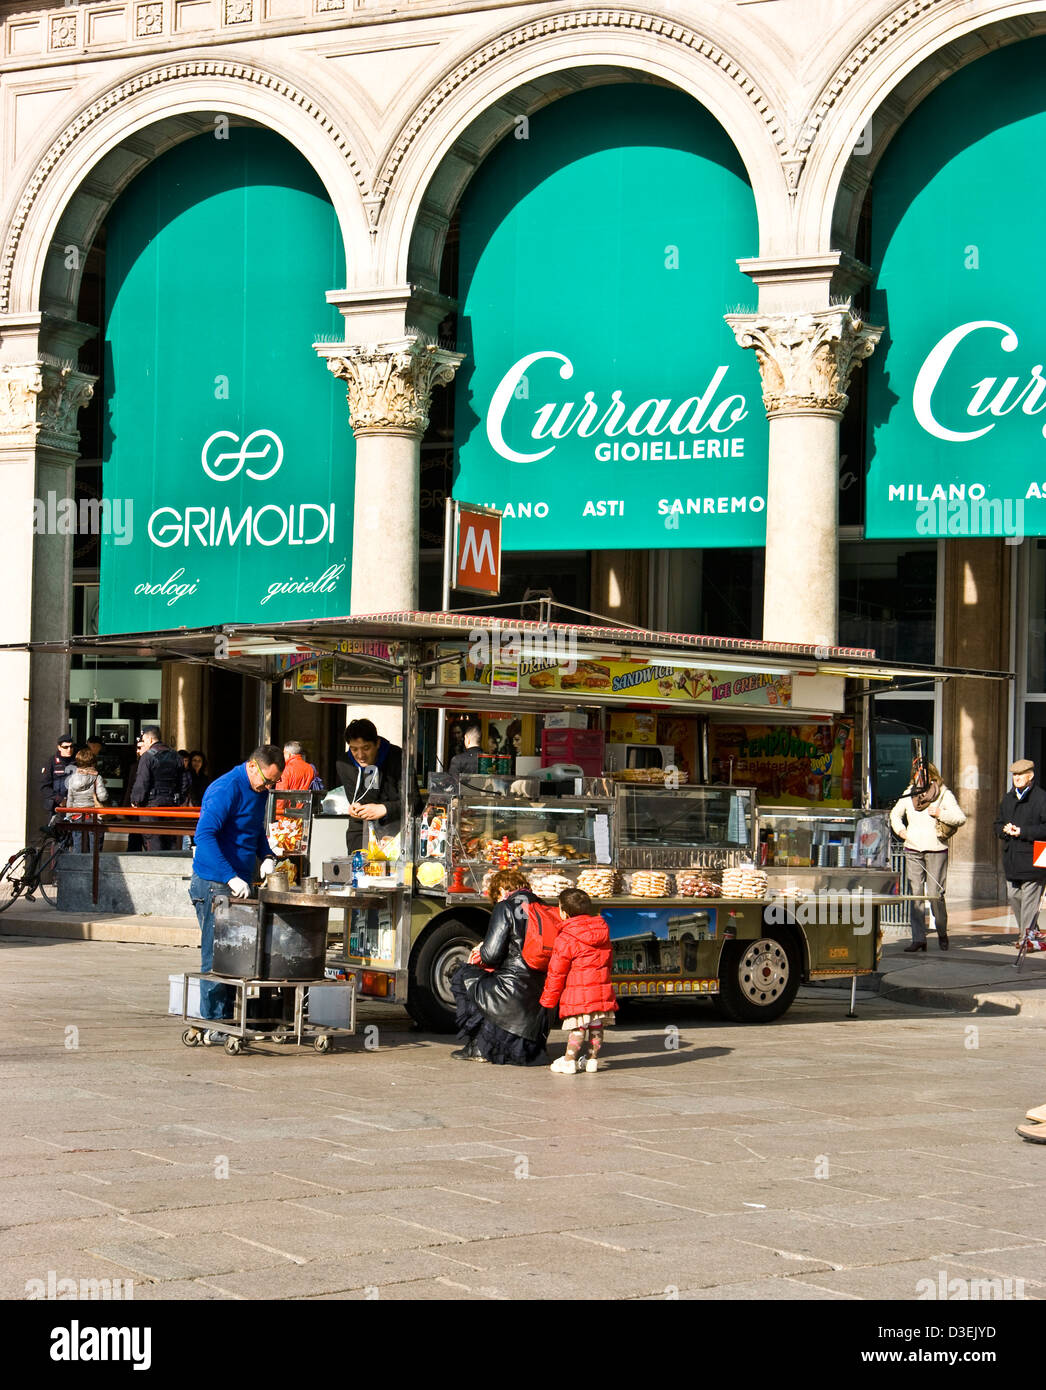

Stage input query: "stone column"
[
  {"left": 726, "top": 307, "right": 881, "bottom": 647},
  {"left": 0, "top": 349, "right": 94, "bottom": 854},
  {"left": 939, "top": 539, "right": 1011, "bottom": 905},
  {"left": 319, "top": 337, "right": 463, "bottom": 614}
]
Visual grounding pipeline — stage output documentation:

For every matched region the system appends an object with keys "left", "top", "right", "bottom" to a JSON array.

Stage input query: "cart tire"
[
  {"left": 407, "top": 918, "right": 483, "bottom": 1033},
  {"left": 314, "top": 1035, "right": 332, "bottom": 1053},
  {"left": 715, "top": 933, "right": 800, "bottom": 1023},
  {"left": 224, "top": 1037, "right": 242, "bottom": 1055},
  {"left": 181, "top": 1028, "right": 201, "bottom": 1047}
]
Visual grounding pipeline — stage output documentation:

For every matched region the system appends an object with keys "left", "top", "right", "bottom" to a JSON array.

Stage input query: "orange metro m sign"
[{"left": 454, "top": 502, "right": 502, "bottom": 596}]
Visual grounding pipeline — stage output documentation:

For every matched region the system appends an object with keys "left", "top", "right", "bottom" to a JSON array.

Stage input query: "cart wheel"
[
  {"left": 270, "top": 1031, "right": 288, "bottom": 1043},
  {"left": 224, "top": 1037, "right": 243, "bottom": 1055},
  {"left": 181, "top": 1028, "right": 201, "bottom": 1047},
  {"left": 313, "top": 1035, "right": 332, "bottom": 1053}
]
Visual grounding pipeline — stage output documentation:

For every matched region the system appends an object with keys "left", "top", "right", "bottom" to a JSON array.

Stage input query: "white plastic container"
[{"left": 168, "top": 974, "right": 201, "bottom": 1016}]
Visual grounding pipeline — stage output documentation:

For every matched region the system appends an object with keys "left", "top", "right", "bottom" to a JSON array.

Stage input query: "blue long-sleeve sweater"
[{"left": 193, "top": 763, "right": 270, "bottom": 885}]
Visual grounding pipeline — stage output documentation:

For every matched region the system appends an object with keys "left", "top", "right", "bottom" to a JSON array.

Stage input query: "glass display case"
[
  {"left": 758, "top": 809, "right": 891, "bottom": 870},
  {"left": 614, "top": 785, "right": 757, "bottom": 868},
  {"left": 454, "top": 787, "right": 615, "bottom": 871}
]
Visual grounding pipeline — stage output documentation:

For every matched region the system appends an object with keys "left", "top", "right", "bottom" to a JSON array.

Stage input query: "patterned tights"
[{"left": 564, "top": 1023, "right": 604, "bottom": 1061}]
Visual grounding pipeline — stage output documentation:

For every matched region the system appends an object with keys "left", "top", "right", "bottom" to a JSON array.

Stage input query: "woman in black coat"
[{"left": 450, "top": 869, "right": 551, "bottom": 1065}]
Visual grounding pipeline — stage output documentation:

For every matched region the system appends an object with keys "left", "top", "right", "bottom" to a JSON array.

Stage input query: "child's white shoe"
[
  {"left": 550, "top": 1056, "right": 578, "bottom": 1074},
  {"left": 584, "top": 1057, "right": 602, "bottom": 1072}
]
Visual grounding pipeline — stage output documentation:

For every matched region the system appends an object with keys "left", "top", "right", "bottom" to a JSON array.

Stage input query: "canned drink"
[
  {"left": 496, "top": 753, "right": 512, "bottom": 775},
  {"left": 478, "top": 754, "right": 494, "bottom": 774}
]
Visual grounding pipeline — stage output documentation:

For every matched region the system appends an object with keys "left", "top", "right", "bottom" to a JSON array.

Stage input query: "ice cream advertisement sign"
[{"left": 462, "top": 657, "right": 792, "bottom": 709}]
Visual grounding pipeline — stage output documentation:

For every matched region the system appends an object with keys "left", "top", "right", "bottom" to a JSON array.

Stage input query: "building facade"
[{"left": 0, "top": 0, "right": 1042, "bottom": 901}]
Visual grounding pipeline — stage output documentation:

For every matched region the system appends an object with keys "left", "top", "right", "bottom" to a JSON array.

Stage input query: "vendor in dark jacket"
[
  {"left": 40, "top": 732, "right": 75, "bottom": 815},
  {"left": 337, "top": 718, "right": 418, "bottom": 853},
  {"left": 994, "top": 757, "right": 1046, "bottom": 945},
  {"left": 449, "top": 868, "right": 551, "bottom": 1065},
  {"left": 131, "top": 725, "right": 191, "bottom": 851}
]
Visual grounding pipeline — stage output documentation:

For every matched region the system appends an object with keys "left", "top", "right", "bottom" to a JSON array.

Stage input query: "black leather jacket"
[
  {"left": 131, "top": 742, "right": 190, "bottom": 807},
  {"left": 470, "top": 890, "right": 548, "bottom": 1041}
]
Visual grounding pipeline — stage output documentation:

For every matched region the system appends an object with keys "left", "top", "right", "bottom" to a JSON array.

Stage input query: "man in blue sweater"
[{"left": 189, "top": 744, "right": 284, "bottom": 1029}]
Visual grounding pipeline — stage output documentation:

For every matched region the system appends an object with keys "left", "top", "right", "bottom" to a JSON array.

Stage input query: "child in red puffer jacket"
[{"left": 539, "top": 887, "right": 618, "bottom": 1074}]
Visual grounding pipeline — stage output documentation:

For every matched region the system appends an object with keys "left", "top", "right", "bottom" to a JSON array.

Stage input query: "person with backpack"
[
  {"left": 131, "top": 725, "right": 191, "bottom": 851},
  {"left": 540, "top": 887, "right": 618, "bottom": 1073},
  {"left": 449, "top": 868, "right": 552, "bottom": 1065}
]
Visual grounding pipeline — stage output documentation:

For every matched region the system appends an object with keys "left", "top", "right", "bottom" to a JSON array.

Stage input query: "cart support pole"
[
  {"left": 848, "top": 973, "right": 858, "bottom": 1018},
  {"left": 398, "top": 653, "right": 419, "bottom": 990}
]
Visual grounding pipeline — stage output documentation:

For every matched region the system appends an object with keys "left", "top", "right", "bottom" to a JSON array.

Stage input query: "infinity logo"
[{"left": 201, "top": 429, "right": 284, "bottom": 482}]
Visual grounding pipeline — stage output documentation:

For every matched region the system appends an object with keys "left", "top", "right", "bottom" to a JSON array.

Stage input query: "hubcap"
[
  {"left": 433, "top": 941, "right": 473, "bottom": 1006},
  {"left": 738, "top": 938, "right": 789, "bottom": 1005}
]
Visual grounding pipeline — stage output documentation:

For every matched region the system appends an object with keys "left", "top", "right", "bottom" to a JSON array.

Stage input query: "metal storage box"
[{"left": 212, "top": 895, "right": 328, "bottom": 980}]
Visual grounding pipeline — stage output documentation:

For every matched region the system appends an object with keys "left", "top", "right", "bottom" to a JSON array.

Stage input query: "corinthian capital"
[
  {"left": 0, "top": 357, "right": 95, "bottom": 451},
  {"left": 725, "top": 307, "right": 882, "bottom": 417},
  {"left": 319, "top": 337, "right": 464, "bottom": 436}
]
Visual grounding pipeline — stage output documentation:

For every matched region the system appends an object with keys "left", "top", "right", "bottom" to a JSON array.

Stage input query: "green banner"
[
  {"left": 453, "top": 86, "right": 768, "bottom": 550},
  {"left": 99, "top": 128, "right": 352, "bottom": 632},
  {"left": 866, "top": 40, "right": 1046, "bottom": 539}
]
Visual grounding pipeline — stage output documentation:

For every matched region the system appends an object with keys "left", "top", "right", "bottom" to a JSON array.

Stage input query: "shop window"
[{"left": 839, "top": 541, "right": 936, "bottom": 665}]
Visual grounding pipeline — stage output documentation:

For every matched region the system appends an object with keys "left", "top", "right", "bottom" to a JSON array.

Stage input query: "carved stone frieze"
[
  {"left": 320, "top": 338, "right": 463, "bottom": 436},
  {"left": 135, "top": 3, "right": 164, "bottom": 39},
  {"left": 725, "top": 307, "right": 882, "bottom": 418},
  {"left": 1, "top": 59, "right": 366, "bottom": 314},
  {"left": 49, "top": 13, "right": 78, "bottom": 49},
  {"left": 0, "top": 358, "right": 95, "bottom": 452},
  {"left": 375, "top": 9, "right": 788, "bottom": 205}
]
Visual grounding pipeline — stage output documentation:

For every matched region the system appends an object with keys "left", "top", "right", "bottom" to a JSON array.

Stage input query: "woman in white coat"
[{"left": 889, "top": 760, "right": 966, "bottom": 951}]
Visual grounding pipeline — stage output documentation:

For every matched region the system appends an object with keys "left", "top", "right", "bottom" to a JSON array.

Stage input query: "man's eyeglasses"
[{"left": 252, "top": 761, "right": 279, "bottom": 789}]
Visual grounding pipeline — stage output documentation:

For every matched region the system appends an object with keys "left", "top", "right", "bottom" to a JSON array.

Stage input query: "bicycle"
[{"left": 0, "top": 815, "right": 74, "bottom": 912}]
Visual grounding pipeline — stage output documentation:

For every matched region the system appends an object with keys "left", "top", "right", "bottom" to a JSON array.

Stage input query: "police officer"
[
  {"left": 40, "top": 733, "right": 75, "bottom": 816},
  {"left": 131, "top": 725, "right": 190, "bottom": 850}
]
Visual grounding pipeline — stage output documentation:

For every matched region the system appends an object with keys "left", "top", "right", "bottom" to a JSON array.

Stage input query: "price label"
[{"left": 594, "top": 813, "right": 611, "bottom": 865}]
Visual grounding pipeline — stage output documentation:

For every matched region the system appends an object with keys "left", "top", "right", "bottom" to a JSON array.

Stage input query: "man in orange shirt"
[{"left": 277, "top": 741, "right": 323, "bottom": 791}]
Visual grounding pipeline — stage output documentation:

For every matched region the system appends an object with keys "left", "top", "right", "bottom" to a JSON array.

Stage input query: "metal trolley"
[{"left": 179, "top": 970, "right": 356, "bottom": 1055}]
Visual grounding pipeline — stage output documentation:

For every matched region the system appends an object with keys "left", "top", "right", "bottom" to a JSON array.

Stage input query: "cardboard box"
[
  {"left": 544, "top": 712, "right": 589, "bottom": 729},
  {"left": 609, "top": 711, "right": 657, "bottom": 744}
]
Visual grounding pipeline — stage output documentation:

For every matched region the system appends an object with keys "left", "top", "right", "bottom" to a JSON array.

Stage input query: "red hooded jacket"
[
  {"left": 278, "top": 754, "right": 319, "bottom": 790},
  {"left": 539, "top": 913, "right": 619, "bottom": 1018}
]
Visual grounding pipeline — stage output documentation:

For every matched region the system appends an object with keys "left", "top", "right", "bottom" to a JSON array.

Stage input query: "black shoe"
[
  {"left": 938, "top": 934, "right": 950, "bottom": 950},
  {"left": 450, "top": 1046, "right": 475, "bottom": 1060},
  {"left": 903, "top": 942, "right": 927, "bottom": 953}
]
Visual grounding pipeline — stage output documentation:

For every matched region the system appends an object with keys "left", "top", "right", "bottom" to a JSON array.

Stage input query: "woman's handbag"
[
  {"left": 92, "top": 776, "right": 106, "bottom": 808},
  {"left": 936, "top": 818, "right": 962, "bottom": 843}
]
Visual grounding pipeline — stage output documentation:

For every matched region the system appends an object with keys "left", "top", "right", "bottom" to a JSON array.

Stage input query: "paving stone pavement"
[{"left": 1, "top": 935, "right": 1045, "bottom": 1302}]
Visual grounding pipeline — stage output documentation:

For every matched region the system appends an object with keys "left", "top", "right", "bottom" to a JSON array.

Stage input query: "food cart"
[{"left": 12, "top": 610, "right": 1007, "bottom": 1038}]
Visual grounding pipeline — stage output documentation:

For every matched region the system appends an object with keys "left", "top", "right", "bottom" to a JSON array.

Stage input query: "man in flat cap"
[{"left": 994, "top": 758, "right": 1046, "bottom": 945}]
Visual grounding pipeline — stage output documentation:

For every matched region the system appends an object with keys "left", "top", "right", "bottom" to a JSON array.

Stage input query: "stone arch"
[
  {"left": 372, "top": 8, "right": 792, "bottom": 289},
  {"left": 796, "top": 1, "right": 1046, "bottom": 256},
  {"left": 1, "top": 54, "right": 373, "bottom": 324}
]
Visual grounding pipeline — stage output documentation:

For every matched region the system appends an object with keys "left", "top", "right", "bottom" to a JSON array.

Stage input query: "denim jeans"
[{"left": 189, "top": 873, "right": 236, "bottom": 1020}]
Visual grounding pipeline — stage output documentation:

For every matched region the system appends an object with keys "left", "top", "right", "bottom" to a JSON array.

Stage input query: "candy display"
[
  {"left": 575, "top": 868, "right": 622, "bottom": 898},
  {"left": 721, "top": 865, "right": 768, "bottom": 899},
  {"left": 629, "top": 870, "right": 672, "bottom": 898},
  {"left": 677, "top": 873, "right": 720, "bottom": 897},
  {"left": 268, "top": 815, "right": 305, "bottom": 855}
]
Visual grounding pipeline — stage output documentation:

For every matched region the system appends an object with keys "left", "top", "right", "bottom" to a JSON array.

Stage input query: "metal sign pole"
[{"left": 435, "top": 498, "right": 457, "bottom": 771}]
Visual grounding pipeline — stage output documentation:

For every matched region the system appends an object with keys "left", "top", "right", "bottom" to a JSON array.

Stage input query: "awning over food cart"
[{"left": 0, "top": 610, "right": 1011, "bottom": 716}]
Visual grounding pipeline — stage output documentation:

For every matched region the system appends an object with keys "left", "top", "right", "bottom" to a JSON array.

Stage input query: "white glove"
[
  {"left": 259, "top": 858, "right": 277, "bottom": 879},
  {"left": 228, "top": 876, "right": 250, "bottom": 898}
]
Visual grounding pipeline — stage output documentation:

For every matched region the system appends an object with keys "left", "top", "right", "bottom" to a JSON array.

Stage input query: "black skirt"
[{"left": 451, "top": 965, "right": 549, "bottom": 1066}]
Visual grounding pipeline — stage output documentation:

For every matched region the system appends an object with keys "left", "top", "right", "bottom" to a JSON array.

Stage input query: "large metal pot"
[{"left": 212, "top": 895, "right": 328, "bottom": 980}]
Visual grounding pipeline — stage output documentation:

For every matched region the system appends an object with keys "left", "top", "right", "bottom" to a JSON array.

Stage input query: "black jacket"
[
  {"left": 40, "top": 755, "right": 72, "bottom": 813},
  {"left": 466, "top": 890, "right": 548, "bottom": 1041},
  {"left": 994, "top": 782, "right": 1046, "bottom": 882},
  {"left": 131, "top": 742, "right": 190, "bottom": 807},
  {"left": 448, "top": 748, "right": 482, "bottom": 778},
  {"left": 338, "top": 740, "right": 419, "bottom": 852}
]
